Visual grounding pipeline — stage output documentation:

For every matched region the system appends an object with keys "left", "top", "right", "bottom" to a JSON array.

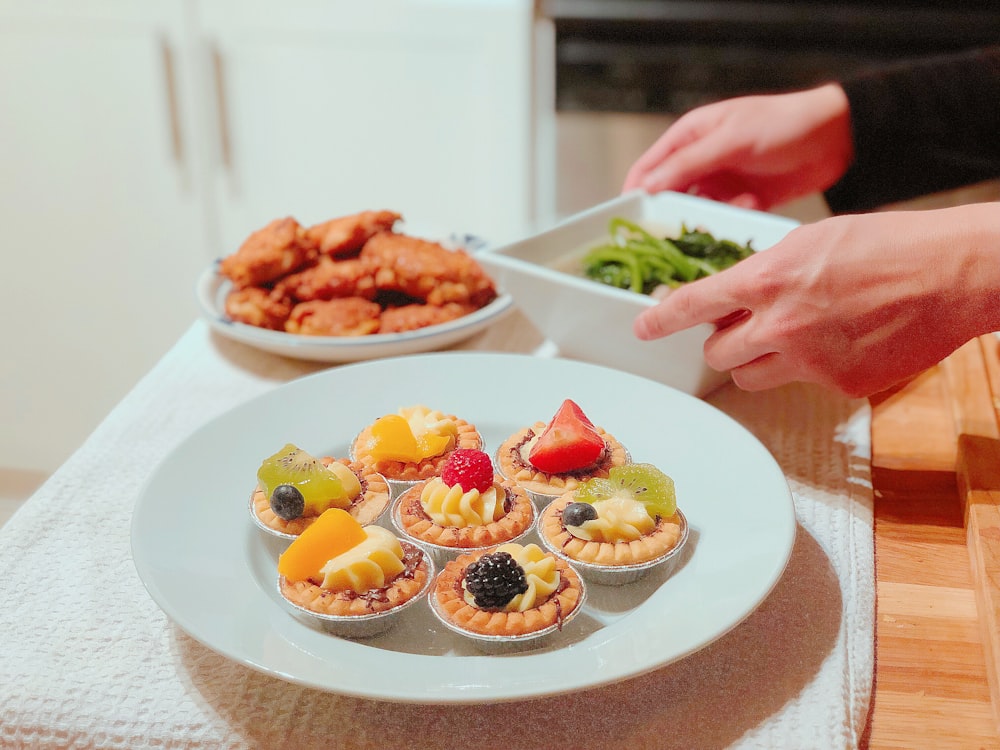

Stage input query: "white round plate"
[
  {"left": 131, "top": 352, "right": 795, "bottom": 704},
  {"left": 195, "top": 265, "right": 514, "bottom": 362}
]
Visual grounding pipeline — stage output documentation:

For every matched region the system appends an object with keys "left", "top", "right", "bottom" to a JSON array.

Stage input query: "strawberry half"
[
  {"left": 528, "top": 399, "right": 605, "bottom": 474},
  {"left": 441, "top": 448, "right": 494, "bottom": 493}
]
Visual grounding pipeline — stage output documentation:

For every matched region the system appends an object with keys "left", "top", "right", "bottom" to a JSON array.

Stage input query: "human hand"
[
  {"left": 622, "top": 83, "right": 854, "bottom": 211},
  {"left": 632, "top": 204, "right": 1000, "bottom": 397}
]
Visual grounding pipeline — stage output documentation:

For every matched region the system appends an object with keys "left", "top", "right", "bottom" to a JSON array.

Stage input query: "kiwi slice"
[
  {"left": 256, "top": 443, "right": 345, "bottom": 516},
  {"left": 574, "top": 463, "right": 676, "bottom": 519}
]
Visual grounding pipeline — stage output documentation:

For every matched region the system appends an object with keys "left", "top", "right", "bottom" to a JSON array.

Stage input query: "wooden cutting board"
[{"left": 868, "top": 335, "right": 1000, "bottom": 748}]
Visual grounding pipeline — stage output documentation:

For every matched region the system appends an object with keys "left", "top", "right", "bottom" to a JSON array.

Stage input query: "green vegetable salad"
[{"left": 582, "top": 217, "right": 754, "bottom": 295}]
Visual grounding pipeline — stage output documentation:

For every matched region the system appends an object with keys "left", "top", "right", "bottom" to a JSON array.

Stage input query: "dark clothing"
[{"left": 824, "top": 46, "right": 1000, "bottom": 214}]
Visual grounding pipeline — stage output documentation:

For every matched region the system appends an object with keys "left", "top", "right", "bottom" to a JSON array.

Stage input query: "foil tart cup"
[
  {"left": 389, "top": 482, "right": 537, "bottom": 567},
  {"left": 277, "top": 541, "right": 435, "bottom": 638},
  {"left": 538, "top": 508, "right": 690, "bottom": 586},
  {"left": 427, "top": 574, "right": 587, "bottom": 654}
]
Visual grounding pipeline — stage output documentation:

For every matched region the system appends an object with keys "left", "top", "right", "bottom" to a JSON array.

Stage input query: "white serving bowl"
[{"left": 476, "top": 190, "right": 799, "bottom": 397}]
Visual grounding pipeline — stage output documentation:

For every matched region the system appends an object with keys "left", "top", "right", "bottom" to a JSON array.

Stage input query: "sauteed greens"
[{"left": 582, "top": 217, "right": 754, "bottom": 295}]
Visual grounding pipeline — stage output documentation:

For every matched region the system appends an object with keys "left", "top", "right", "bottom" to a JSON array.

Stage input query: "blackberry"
[{"left": 463, "top": 551, "right": 528, "bottom": 609}]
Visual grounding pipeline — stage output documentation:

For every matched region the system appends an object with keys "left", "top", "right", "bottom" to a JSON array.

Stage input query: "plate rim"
[{"left": 131, "top": 351, "right": 796, "bottom": 703}]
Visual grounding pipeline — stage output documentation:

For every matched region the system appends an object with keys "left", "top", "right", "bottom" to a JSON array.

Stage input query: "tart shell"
[
  {"left": 278, "top": 540, "right": 431, "bottom": 618},
  {"left": 431, "top": 547, "right": 584, "bottom": 638},
  {"left": 494, "top": 422, "right": 629, "bottom": 500},
  {"left": 392, "top": 475, "right": 536, "bottom": 553},
  {"left": 351, "top": 415, "right": 483, "bottom": 482},
  {"left": 538, "top": 493, "right": 685, "bottom": 566}
]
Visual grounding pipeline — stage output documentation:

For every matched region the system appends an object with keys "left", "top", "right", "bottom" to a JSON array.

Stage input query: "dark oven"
[{"left": 541, "top": 0, "right": 1000, "bottom": 221}]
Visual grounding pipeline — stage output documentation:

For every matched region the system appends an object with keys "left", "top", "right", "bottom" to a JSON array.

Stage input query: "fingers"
[
  {"left": 729, "top": 353, "right": 800, "bottom": 392},
  {"left": 632, "top": 131, "right": 739, "bottom": 195},
  {"left": 622, "top": 119, "right": 704, "bottom": 192},
  {"left": 633, "top": 276, "right": 744, "bottom": 340}
]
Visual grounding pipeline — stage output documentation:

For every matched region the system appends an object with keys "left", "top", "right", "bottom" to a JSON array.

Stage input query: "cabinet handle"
[
  {"left": 160, "top": 36, "right": 184, "bottom": 167},
  {"left": 210, "top": 43, "right": 233, "bottom": 172}
]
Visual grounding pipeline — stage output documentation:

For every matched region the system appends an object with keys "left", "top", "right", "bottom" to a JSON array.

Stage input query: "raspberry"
[
  {"left": 463, "top": 551, "right": 528, "bottom": 609},
  {"left": 441, "top": 448, "right": 494, "bottom": 493}
]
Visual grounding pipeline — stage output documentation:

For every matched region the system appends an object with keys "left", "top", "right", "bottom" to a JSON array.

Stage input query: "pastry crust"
[
  {"left": 351, "top": 416, "right": 482, "bottom": 481},
  {"left": 539, "top": 494, "right": 683, "bottom": 565},
  {"left": 432, "top": 548, "right": 583, "bottom": 636},
  {"left": 495, "top": 422, "right": 628, "bottom": 497},
  {"left": 279, "top": 542, "right": 429, "bottom": 617},
  {"left": 395, "top": 477, "right": 535, "bottom": 550},
  {"left": 252, "top": 458, "right": 390, "bottom": 535}
]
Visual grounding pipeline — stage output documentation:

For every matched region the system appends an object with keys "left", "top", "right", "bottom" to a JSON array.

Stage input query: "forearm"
[{"left": 825, "top": 47, "right": 1000, "bottom": 213}]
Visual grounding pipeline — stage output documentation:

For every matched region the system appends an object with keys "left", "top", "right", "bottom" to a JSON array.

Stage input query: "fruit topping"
[
  {"left": 257, "top": 443, "right": 346, "bottom": 515},
  {"left": 441, "top": 448, "right": 494, "bottom": 493},
  {"left": 527, "top": 399, "right": 605, "bottom": 474},
  {"left": 277, "top": 508, "right": 367, "bottom": 583},
  {"left": 561, "top": 501, "right": 598, "bottom": 527},
  {"left": 575, "top": 463, "right": 676, "bottom": 519},
  {"left": 463, "top": 550, "right": 529, "bottom": 609},
  {"left": 368, "top": 414, "right": 452, "bottom": 463},
  {"left": 270, "top": 484, "right": 306, "bottom": 521}
]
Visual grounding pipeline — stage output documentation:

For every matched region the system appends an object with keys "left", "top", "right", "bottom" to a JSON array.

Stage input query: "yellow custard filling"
[
  {"left": 319, "top": 525, "right": 405, "bottom": 593},
  {"left": 567, "top": 496, "right": 655, "bottom": 543},
  {"left": 420, "top": 477, "right": 505, "bottom": 528}
]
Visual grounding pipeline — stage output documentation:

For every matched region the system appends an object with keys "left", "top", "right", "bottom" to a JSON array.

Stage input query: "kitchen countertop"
[{"left": 866, "top": 334, "right": 1000, "bottom": 748}]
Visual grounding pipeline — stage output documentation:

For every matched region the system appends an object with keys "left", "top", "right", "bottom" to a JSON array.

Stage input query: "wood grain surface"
[{"left": 868, "top": 337, "right": 1000, "bottom": 749}]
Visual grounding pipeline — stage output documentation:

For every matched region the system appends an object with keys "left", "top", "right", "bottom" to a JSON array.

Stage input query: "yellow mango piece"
[
  {"left": 277, "top": 508, "right": 366, "bottom": 583},
  {"left": 368, "top": 415, "right": 423, "bottom": 463},
  {"left": 416, "top": 433, "right": 451, "bottom": 459}
]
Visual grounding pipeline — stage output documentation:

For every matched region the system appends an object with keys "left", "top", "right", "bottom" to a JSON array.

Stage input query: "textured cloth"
[
  {"left": 825, "top": 45, "right": 1000, "bottom": 213},
  {"left": 0, "top": 321, "right": 873, "bottom": 749}
]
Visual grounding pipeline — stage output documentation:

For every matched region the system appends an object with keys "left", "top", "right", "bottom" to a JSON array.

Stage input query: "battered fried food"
[
  {"left": 285, "top": 298, "right": 382, "bottom": 337},
  {"left": 274, "top": 256, "right": 377, "bottom": 301},
  {"left": 360, "top": 232, "right": 498, "bottom": 307},
  {"left": 305, "top": 210, "right": 402, "bottom": 257},
  {"left": 378, "top": 303, "right": 476, "bottom": 333},
  {"left": 224, "top": 287, "right": 292, "bottom": 330},
  {"left": 219, "top": 217, "right": 318, "bottom": 289}
]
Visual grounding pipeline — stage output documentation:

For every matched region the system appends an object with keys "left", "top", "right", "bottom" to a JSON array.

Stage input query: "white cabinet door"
[
  {"left": 0, "top": 2, "right": 208, "bottom": 472},
  {"left": 195, "top": 0, "right": 536, "bottom": 253}
]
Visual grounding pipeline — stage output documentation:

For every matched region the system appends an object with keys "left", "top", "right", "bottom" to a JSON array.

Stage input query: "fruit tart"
[
  {"left": 538, "top": 463, "right": 688, "bottom": 585},
  {"left": 351, "top": 405, "right": 483, "bottom": 492},
  {"left": 429, "top": 542, "right": 586, "bottom": 652},
  {"left": 391, "top": 448, "right": 535, "bottom": 563},
  {"left": 277, "top": 507, "right": 433, "bottom": 637},
  {"left": 251, "top": 443, "right": 390, "bottom": 539},
  {"left": 495, "top": 399, "right": 629, "bottom": 505}
]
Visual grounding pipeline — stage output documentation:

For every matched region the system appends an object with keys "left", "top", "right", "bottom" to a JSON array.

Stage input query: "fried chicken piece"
[
  {"left": 360, "top": 232, "right": 498, "bottom": 307},
  {"left": 219, "top": 217, "right": 319, "bottom": 289},
  {"left": 274, "top": 256, "right": 377, "bottom": 302},
  {"left": 305, "top": 210, "right": 402, "bottom": 257},
  {"left": 285, "top": 298, "right": 382, "bottom": 337},
  {"left": 224, "top": 287, "right": 293, "bottom": 330},
  {"left": 378, "top": 303, "right": 476, "bottom": 333}
]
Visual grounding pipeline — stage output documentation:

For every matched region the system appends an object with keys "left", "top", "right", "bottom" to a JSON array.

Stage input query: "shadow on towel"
[{"left": 174, "top": 521, "right": 841, "bottom": 750}]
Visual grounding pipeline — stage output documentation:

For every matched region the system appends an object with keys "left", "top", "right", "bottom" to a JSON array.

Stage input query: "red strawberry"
[
  {"left": 441, "top": 448, "right": 494, "bottom": 493},
  {"left": 528, "top": 399, "right": 605, "bottom": 474}
]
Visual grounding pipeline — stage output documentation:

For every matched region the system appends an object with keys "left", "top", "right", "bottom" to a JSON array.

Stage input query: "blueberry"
[
  {"left": 270, "top": 484, "right": 305, "bottom": 520},
  {"left": 562, "top": 501, "right": 598, "bottom": 527}
]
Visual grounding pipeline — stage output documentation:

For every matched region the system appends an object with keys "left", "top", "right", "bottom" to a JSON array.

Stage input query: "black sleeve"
[{"left": 824, "top": 46, "right": 1000, "bottom": 214}]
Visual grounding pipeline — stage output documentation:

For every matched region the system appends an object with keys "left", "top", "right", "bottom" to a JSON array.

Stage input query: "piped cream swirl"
[
  {"left": 566, "top": 496, "right": 655, "bottom": 543},
  {"left": 420, "top": 477, "right": 505, "bottom": 528},
  {"left": 319, "top": 525, "right": 404, "bottom": 593}
]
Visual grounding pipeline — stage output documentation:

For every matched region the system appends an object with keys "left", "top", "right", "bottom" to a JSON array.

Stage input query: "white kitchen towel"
[{"left": 0, "top": 322, "right": 873, "bottom": 749}]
